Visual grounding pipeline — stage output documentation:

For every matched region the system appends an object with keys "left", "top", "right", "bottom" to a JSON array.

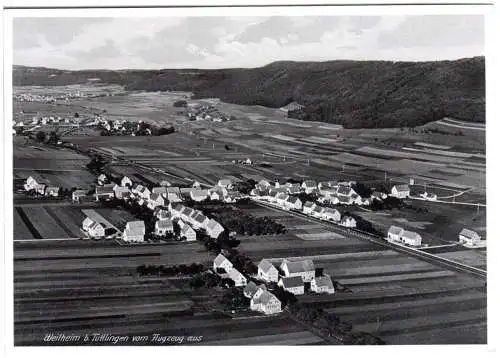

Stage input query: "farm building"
[
  {"left": 322, "top": 208, "right": 341, "bottom": 222},
  {"left": 95, "top": 185, "right": 115, "bottom": 201},
  {"left": 192, "top": 180, "right": 201, "bottom": 188},
  {"left": 387, "top": 225, "right": 405, "bottom": 241},
  {"left": 147, "top": 193, "right": 165, "bottom": 210},
  {"left": 243, "top": 282, "right": 266, "bottom": 299},
  {"left": 138, "top": 186, "right": 151, "bottom": 200},
  {"left": 401, "top": 230, "right": 422, "bottom": 246},
  {"left": 97, "top": 174, "right": 108, "bottom": 185},
  {"left": 227, "top": 268, "right": 248, "bottom": 287},
  {"left": 278, "top": 276, "right": 305, "bottom": 295},
  {"left": 121, "top": 176, "right": 133, "bottom": 187},
  {"left": 190, "top": 189, "right": 209, "bottom": 202},
  {"left": 179, "top": 222, "right": 196, "bottom": 241},
  {"left": 72, "top": 189, "right": 88, "bottom": 203},
  {"left": 280, "top": 259, "right": 315, "bottom": 282},
  {"left": 24, "top": 175, "right": 45, "bottom": 192},
  {"left": 340, "top": 216, "right": 357, "bottom": 228},
  {"left": 391, "top": 184, "right": 411, "bottom": 198},
  {"left": 217, "top": 178, "right": 233, "bottom": 189},
  {"left": 167, "top": 187, "right": 182, "bottom": 202},
  {"left": 123, "top": 221, "right": 146, "bottom": 243},
  {"left": 301, "top": 180, "right": 317, "bottom": 194},
  {"left": 45, "top": 186, "right": 60, "bottom": 197},
  {"left": 213, "top": 253, "right": 233, "bottom": 273},
  {"left": 114, "top": 186, "right": 131, "bottom": 199},
  {"left": 459, "top": 228, "right": 482, "bottom": 245},
  {"left": 250, "top": 288, "right": 282, "bottom": 315},
  {"left": 283, "top": 196, "right": 302, "bottom": 211},
  {"left": 303, "top": 201, "right": 317, "bottom": 215},
  {"left": 257, "top": 259, "right": 279, "bottom": 282},
  {"left": 310, "top": 275, "right": 335, "bottom": 294},
  {"left": 206, "top": 219, "right": 224, "bottom": 239},
  {"left": 337, "top": 184, "right": 357, "bottom": 197},
  {"left": 154, "top": 219, "right": 174, "bottom": 236}
]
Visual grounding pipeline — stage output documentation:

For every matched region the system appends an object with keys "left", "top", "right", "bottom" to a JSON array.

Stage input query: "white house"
[
  {"left": 459, "top": 228, "right": 482, "bottom": 246},
  {"left": 97, "top": 174, "right": 108, "bottom": 186},
  {"left": 311, "top": 205, "right": 325, "bottom": 218},
  {"left": 169, "top": 203, "right": 185, "bottom": 218},
  {"left": 155, "top": 219, "right": 174, "bottom": 236},
  {"left": 243, "top": 282, "right": 266, "bottom": 299},
  {"left": 250, "top": 289, "right": 282, "bottom": 315},
  {"left": 401, "top": 230, "right": 422, "bottom": 246},
  {"left": 138, "top": 186, "right": 151, "bottom": 200},
  {"left": 421, "top": 192, "right": 437, "bottom": 201},
  {"left": 82, "top": 217, "right": 96, "bottom": 232},
  {"left": 310, "top": 275, "right": 335, "bottom": 294},
  {"left": 371, "top": 191, "right": 387, "bottom": 201},
  {"left": 217, "top": 178, "right": 233, "bottom": 189},
  {"left": 95, "top": 185, "right": 115, "bottom": 201},
  {"left": 160, "top": 180, "right": 172, "bottom": 187},
  {"left": 302, "top": 201, "right": 317, "bottom": 215},
  {"left": 322, "top": 208, "right": 341, "bottom": 222},
  {"left": 278, "top": 276, "right": 305, "bottom": 295},
  {"left": 190, "top": 189, "right": 209, "bottom": 202},
  {"left": 123, "top": 221, "right": 145, "bottom": 242},
  {"left": 213, "top": 253, "right": 233, "bottom": 272},
  {"left": 280, "top": 259, "right": 315, "bottom": 282},
  {"left": 114, "top": 186, "right": 131, "bottom": 200},
  {"left": 180, "top": 206, "right": 195, "bottom": 222},
  {"left": 72, "top": 189, "right": 87, "bottom": 203},
  {"left": 257, "top": 259, "right": 279, "bottom": 282},
  {"left": 391, "top": 184, "right": 410, "bottom": 199},
  {"left": 257, "top": 179, "right": 271, "bottom": 188},
  {"left": 206, "top": 219, "right": 224, "bottom": 239},
  {"left": 152, "top": 186, "right": 167, "bottom": 197},
  {"left": 227, "top": 268, "right": 247, "bottom": 287},
  {"left": 336, "top": 184, "right": 356, "bottom": 197},
  {"left": 287, "top": 183, "right": 302, "bottom": 195},
  {"left": 154, "top": 207, "right": 170, "bottom": 221},
  {"left": 276, "top": 193, "right": 289, "bottom": 207},
  {"left": 45, "top": 186, "right": 60, "bottom": 197},
  {"left": 147, "top": 193, "right": 165, "bottom": 210},
  {"left": 318, "top": 181, "right": 338, "bottom": 190},
  {"left": 341, "top": 216, "right": 357, "bottom": 228},
  {"left": 283, "top": 196, "right": 302, "bottom": 211},
  {"left": 179, "top": 222, "right": 196, "bottom": 241},
  {"left": 191, "top": 213, "right": 210, "bottom": 230},
  {"left": 387, "top": 225, "right": 404, "bottom": 241},
  {"left": 301, "top": 180, "right": 317, "bottom": 194},
  {"left": 121, "top": 176, "right": 133, "bottom": 187},
  {"left": 87, "top": 222, "right": 106, "bottom": 238},
  {"left": 210, "top": 189, "right": 224, "bottom": 201}
]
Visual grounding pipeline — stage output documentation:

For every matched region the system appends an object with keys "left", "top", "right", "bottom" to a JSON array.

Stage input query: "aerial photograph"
[{"left": 10, "top": 12, "right": 487, "bottom": 346}]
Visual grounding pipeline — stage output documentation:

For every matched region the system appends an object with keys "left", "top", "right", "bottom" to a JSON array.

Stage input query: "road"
[{"left": 253, "top": 200, "right": 487, "bottom": 281}]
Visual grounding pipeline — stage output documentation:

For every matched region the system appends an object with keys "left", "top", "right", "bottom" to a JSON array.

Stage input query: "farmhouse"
[
  {"left": 167, "top": 187, "right": 182, "bottom": 202},
  {"left": 147, "top": 193, "right": 165, "bottom": 210},
  {"left": 257, "top": 259, "right": 279, "bottom": 282},
  {"left": 283, "top": 196, "right": 302, "bottom": 211},
  {"left": 337, "top": 184, "right": 357, "bottom": 197},
  {"left": 123, "top": 221, "right": 146, "bottom": 243},
  {"left": 179, "top": 222, "right": 196, "bottom": 241},
  {"left": 72, "top": 189, "right": 88, "bottom": 203},
  {"left": 95, "top": 185, "right": 115, "bottom": 201},
  {"left": 243, "top": 282, "right": 266, "bottom": 299},
  {"left": 391, "top": 184, "right": 410, "bottom": 199},
  {"left": 97, "top": 174, "right": 108, "bottom": 185},
  {"left": 45, "top": 186, "right": 60, "bottom": 197},
  {"left": 278, "top": 276, "right": 305, "bottom": 295},
  {"left": 310, "top": 275, "right": 335, "bottom": 294},
  {"left": 301, "top": 180, "right": 317, "bottom": 194},
  {"left": 24, "top": 175, "right": 44, "bottom": 192},
  {"left": 114, "top": 186, "right": 131, "bottom": 199},
  {"left": 387, "top": 225, "right": 404, "bottom": 241},
  {"left": 190, "top": 189, "right": 209, "bottom": 202},
  {"left": 322, "top": 208, "right": 341, "bottom": 222},
  {"left": 303, "top": 201, "right": 317, "bottom": 215},
  {"left": 227, "top": 268, "right": 248, "bottom": 287},
  {"left": 121, "top": 176, "right": 133, "bottom": 187},
  {"left": 213, "top": 253, "right": 233, "bottom": 273},
  {"left": 459, "top": 228, "right": 482, "bottom": 246},
  {"left": 401, "top": 230, "right": 422, "bottom": 246},
  {"left": 320, "top": 195, "right": 339, "bottom": 205},
  {"left": 217, "top": 178, "right": 233, "bottom": 189},
  {"left": 154, "top": 219, "right": 174, "bottom": 236},
  {"left": 341, "top": 216, "right": 357, "bottom": 228},
  {"left": 280, "top": 259, "right": 315, "bottom": 282},
  {"left": 250, "top": 289, "right": 282, "bottom": 315},
  {"left": 206, "top": 219, "right": 224, "bottom": 239}
]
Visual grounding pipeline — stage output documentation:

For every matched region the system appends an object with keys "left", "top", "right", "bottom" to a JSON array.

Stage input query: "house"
[
  {"left": 341, "top": 216, "right": 357, "bottom": 228},
  {"left": 210, "top": 189, "right": 224, "bottom": 201},
  {"left": 87, "top": 222, "right": 106, "bottom": 238},
  {"left": 45, "top": 186, "right": 60, "bottom": 197},
  {"left": 147, "top": 193, "right": 165, "bottom": 210},
  {"left": 213, "top": 253, "right": 233, "bottom": 273},
  {"left": 391, "top": 184, "right": 410, "bottom": 199},
  {"left": 180, "top": 222, "right": 196, "bottom": 241},
  {"left": 190, "top": 189, "right": 209, "bottom": 202},
  {"left": 95, "top": 185, "right": 115, "bottom": 201},
  {"left": 72, "top": 189, "right": 87, "bottom": 203},
  {"left": 276, "top": 193, "right": 289, "bottom": 207},
  {"left": 258, "top": 179, "right": 271, "bottom": 188},
  {"left": 122, "top": 221, "right": 145, "bottom": 242},
  {"left": 243, "top": 282, "right": 266, "bottom": 299},
  {"left": 227, "top": 268, "right": 247, "bottom": 287},
  {"left": 206, "top": 219, "right": 224, "bottom": 239},
  {"left": 257, "top": 259, "right": 279, "bottom": 282},
  {"left": 338, "top": 195, "right": 352, "bottom": 205},
  {"left": 337, "top": 184, "right": 356, "bottom": 197},
  {"left": 320, "top": 195, "right": 339, "bottom": 205},
  {"left": 371, "top": 191, "right": 388, "bottom": 201},
  {"left": 169, "top": 203, "right": 185, "bottom": 218},
  {"left": 82, "top": 217, "right": 96, "bottom": 232},
  {"left": 138, "top": 186, "right": 151, "bottom": 200},
  {"left": 301, "top": 180, "right": 317, "bottom": 194},
  {"left": 303, "top": 201, "right": 317, "bottom": 215},
  {"left": 217, "top": 178, "right": 233, "bottom": 189},
  {"left": 167, "top": 187, "right": 182, "bottom": 202},
  {"left": 279, "top": 101, "right": 304, "bottom": 113},
  {"left": 318, "top": 181, "right": 338, "bottom": 190},
  {"left": 97, "top": 174, "right": 107, "bottom": 186},
  {"left": 24, "top": 175, "right": 42, "bottom": 191},
  {"left": 311, "top": 205, "right": 325, "bottom": 218},
  {"left": 154, "top": 219, "right": 174, "bottom": 236},
  {"left": 250, "top": 289, "right": 282, "bottom": 315},
  {"left": 458, "top": 228, "right": 482, "bottom": 246},
  {"left": 278, "top": 276, "right": 305, "bottom": 295},
  {"left": 280, "top": 259, "right": 315, "bottom": 282},
  {"left": 192, "top": 180, "right": 201, "bottom": 189},
  {"left": 387, "top": 225, "right": 404, "bottom": 241},
  {"left": 322, "top": 207, "right": 341, "bottom": 222},
  {"left": 152, "top": 186, "right": 167, "bottom": 197},
  {"left": 191, "top": 213, "right": 210, "bottom": 230},
  {"left": 153, "top": 207, "right": 170, "bottom": 221},
  {"left": 421, "top": 192, "right": 437, "bottom": 201},
  {"left": 310, "top": 275, "right": 335, "bottom": 294},
  {"left": 35, "top": 183, "right": 46, "bottom": 195},
  {"left": 160, "top": 180, "right": 171, "bottom": 187},
  {"left": 114, "top": 186, "right": 131, "bottom": 200},
  {"left": 180, "top": 206, "right": 195, "bottom": 222},
  {"left": 401, "top": 230, "right": 422, "bottom": 246},
  {"left": 287, "top": 183, "right": 302, "bottom": 195},
  {"left": 283, "top": 196, "right": 302, "bottom": 211},
  {"left": 121, "top": 176, "right": 133, "bottom": 187}
]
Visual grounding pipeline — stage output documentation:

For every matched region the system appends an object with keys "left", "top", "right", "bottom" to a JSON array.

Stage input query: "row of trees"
[
  {"left": 136, "top": 263, "right": 204, "bottom": 277},
  {"left": 212, "top": 208, "right": 286, "bottom": 236}
]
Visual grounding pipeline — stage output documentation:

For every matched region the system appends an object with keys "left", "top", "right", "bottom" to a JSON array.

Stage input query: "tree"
[
  {"left": 74, "top": 112, "right": 80, "bottom": 118},
  {"left": 47, "top": 131, "right": 60, "bottom": 144},
  {"left": 35, "top": 131, "right": 46, "bottom": 142},
  {"left": 173, "top": 100, "right": 188, "bottom": 107}
]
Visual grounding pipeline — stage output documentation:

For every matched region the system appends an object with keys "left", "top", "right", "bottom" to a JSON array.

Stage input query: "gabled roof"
[
  {"left": 181, "top": 223, "right": 195, "bottom": 234},
  {"left": 149, "top": 193, "right": 162, "bottom": 201},
  {"left": 286, "top": 196, "right": 300, "bottom": 204},
  {"left": 167, "top": 187, "right": 181, "bottom": 194},
  {"left": 312, "top": 205, "right": 324, "bottom": 214},
  {"left": 193, "top": 213, "right": 208, "bottom": 224},
  {"left": 251, "top": 289, "right": 280, "bottom": 306},
  {"left": 181, "top": 206, "right": 195, "bottom": 217},
  {"left": 338, "top": 195, "right": 351, "bottom": 203},
  {"left": 401, "top": 230, "right": 421, "bottom": 240},
  {"left": 302, "top": 180, "right": 317, "bottom": 187},
  {"left": 244, "top": 282, "right": 265, "bottom": 297},
  {"left": 280, "top": 276, "right": 304, "bottom": 288},
  {"left": 258, "top": 259, "right": 277, "bottom": 273},
  {"left": 393, "top": 184, "right": 410, "bottom": 192},
  {"left": 152, "top": 187, "right": 167, "bottom": 195},
  {"left": 323, "top": 207, "right": 340, "bottom": 216},
  {"left": 282, "top": 259, "right": 315, "bottom": 273},
  {"left": 46, "top": 186, "right": 60, "bottom": 192},
  {"left": 190, "top": 189, "right": 208, "bottom": 197},
  {"left": 276, "top": 193, "right": 288, "bottom": 200},
  {"left": 156, "top": 219, "right": 173, "bottom": 228},
  {"left": 337, "top": 184, "right": 351, "bottom": 196},
  {"left": 342, "top": 216, "right": 356, "bottom": 223},
  {"left": 303, "top": 201, "right": 316, "bottom": 208},
  {"left": 214, "top": 253, "right": 232, "bottom": 267},
  {"left": 98, "top": 174, "right": 107, "bottom": 180},
  {"left": 95, "top": 186, "right": 114, "bottom": 195},
  {"left": 313, "top": 275, "right": 334, "bottom": 289},
  {"left": 218, "top": 179, "right": 233, "bottom": 186},
  {"left": 459, "top": 228, "right": 481, "bottom": 240},
  {"left": 227, "top": 268, "right": 245, "bottom": 282},
  {"left": 207, "top": 219, "right": 223, "bottom": 231},
  {"left": 388, "top": 225, "right": 404, "bottom": 236}
]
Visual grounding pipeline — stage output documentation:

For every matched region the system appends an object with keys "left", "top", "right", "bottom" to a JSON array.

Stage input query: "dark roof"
[{"left": 280, "top": 276, "right": 304, "bottom": 288}]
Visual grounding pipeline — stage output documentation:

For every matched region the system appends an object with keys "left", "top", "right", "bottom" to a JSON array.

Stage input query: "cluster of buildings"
[
  {"left": 387, "top": 225, "right": 423, "bottom": 247},
  {"left": 187, "top": 104, "right": 230, "bottom": 122},
  {"left": 23, "top": 175, "right": 61, "bottom": 198},
  {"left": 302, "top": 201, "right": 357, "bottom": 227},
  {"left": 14, "top": 93, "right": 57, "bottom": 103}
]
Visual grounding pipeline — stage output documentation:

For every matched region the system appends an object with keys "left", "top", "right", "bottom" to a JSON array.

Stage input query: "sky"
[{"left": 13, "top": 15, "right": 485, "bottom": 70}]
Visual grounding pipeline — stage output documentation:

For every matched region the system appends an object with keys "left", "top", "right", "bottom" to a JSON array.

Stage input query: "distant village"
[{"left": 186, "top": 103, "right": 233, "bottom": 122}]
